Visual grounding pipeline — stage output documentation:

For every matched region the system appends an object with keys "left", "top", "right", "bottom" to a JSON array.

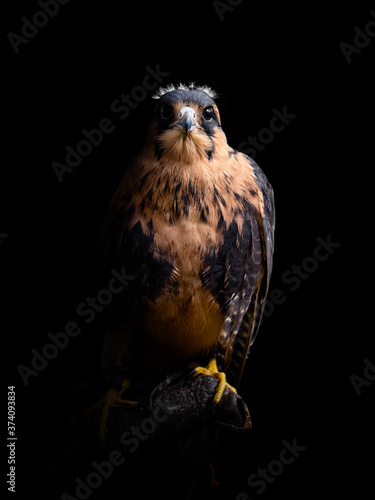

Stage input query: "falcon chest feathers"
[{"left": 102, "top": 84, "right": 275, "bottom": 385}]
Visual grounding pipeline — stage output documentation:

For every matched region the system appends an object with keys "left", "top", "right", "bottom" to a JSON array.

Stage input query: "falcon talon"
[
  {"left": 189, "top": 368, "right": 199, "bottom": 378},
  {"left": 101, "top": 83, "right": 275, "bottom": 405},
  {"left": 191, "top": 358, "right": 237, "bottom": 404}
]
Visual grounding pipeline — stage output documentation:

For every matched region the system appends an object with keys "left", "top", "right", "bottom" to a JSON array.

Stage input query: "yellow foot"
[
  {"left": 69, "top": 378, "right": 141, "bottom": 442},
  {"left": 191, "top": 358, "right": 237, "bottom": 405}
]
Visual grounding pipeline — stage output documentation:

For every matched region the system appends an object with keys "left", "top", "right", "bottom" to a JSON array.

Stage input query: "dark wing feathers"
[{"left": 226, "top": 155, "right": 275, "bottom": 387}]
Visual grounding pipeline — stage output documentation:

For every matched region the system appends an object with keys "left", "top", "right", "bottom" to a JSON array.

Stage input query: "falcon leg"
[
  {"left": 190, "top": 357, "right": 237, "bottom": 404},
  {"left": 101, "top": 325, "right": 130, "bottom": 374},
  {"left": 69, "top": 378, "right": 141, "bottom": 442}
]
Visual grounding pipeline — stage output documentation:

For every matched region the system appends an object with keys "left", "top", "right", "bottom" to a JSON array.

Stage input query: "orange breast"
[{"left": 137, "top": 216, "right": 224, "bottom": 363}]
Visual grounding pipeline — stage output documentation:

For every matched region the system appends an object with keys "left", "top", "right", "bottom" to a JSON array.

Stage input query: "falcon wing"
[{"left": 226, "top": 155, "right": 275, "bottom": 387}]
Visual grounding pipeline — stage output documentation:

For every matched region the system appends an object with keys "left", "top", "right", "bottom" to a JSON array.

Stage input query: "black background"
[{"left": 2, "top": 1, "right": 374, "bottom": 499}]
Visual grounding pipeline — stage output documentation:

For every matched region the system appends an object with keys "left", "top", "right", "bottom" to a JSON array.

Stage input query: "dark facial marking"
[{"left": 152, "top": 89, "right": 220, "bottom": 139}]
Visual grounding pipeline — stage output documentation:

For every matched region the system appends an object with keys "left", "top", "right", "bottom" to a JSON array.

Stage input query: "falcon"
[{"left": 100, "top": 83, "right": 275, "bottom": 401}]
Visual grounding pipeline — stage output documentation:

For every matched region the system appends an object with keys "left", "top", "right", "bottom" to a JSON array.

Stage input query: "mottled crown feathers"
[{"left": 152, "top": 83, "right": 218, "bottom": 100}]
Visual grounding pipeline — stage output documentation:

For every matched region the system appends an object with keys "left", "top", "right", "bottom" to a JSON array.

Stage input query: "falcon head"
[{"left": 149, "top": 84, "right": 225, "bottom": 163}]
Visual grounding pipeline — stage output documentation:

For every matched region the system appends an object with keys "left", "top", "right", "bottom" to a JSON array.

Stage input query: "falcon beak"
[{"left": 176, "top": 107, "right": 198, "bottom": 135}]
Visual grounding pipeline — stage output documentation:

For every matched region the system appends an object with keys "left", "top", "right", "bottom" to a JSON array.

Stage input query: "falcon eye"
[
  {"left": 160, "top": 105, "right": 173, "bottom": 120},
  {"left": 202, "top": 106, "right": 214, "bottom": 122}
]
